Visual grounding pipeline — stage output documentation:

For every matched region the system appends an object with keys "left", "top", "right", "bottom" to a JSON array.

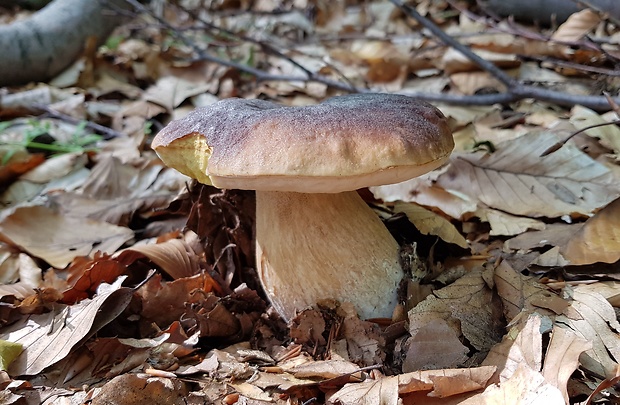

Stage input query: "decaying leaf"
[
  {"left": 494, "top": 261, "right": 569, "bottom": 322},
  {"left": 408, "top": 267, "right": 505, "bottom": 355},
  {"left": 0, "top": 278, "right": 132, "bottom": 376},
  {"left": 0, "top": 206, "right": 134, "bottom": 268},
  {"left": 403, "top": 318, "right": 469, "bottom": 372},
  {"left": 437, "top": 132, "right": 620, "bottom": 217},
  {"left": 561, "top": 197, "right": 620, "bottom": 265}
]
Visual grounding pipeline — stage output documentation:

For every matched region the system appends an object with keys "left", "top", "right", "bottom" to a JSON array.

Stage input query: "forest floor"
[{"left": 0, "top": 1, "right": 619, "bottom": 404}]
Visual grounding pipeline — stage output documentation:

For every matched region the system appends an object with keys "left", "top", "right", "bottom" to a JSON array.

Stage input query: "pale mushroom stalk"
[{"left": 255, "top": 190, "right": 402, "bottom": 321}]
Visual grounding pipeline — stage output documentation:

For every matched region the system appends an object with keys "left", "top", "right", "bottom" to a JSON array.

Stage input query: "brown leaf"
[
  {"left": 0, "top": 278, "right": 132, "bottom": 376},
  {"left": 437, "top": 132, "right": 620, "bottom": 217},
  {"left": 408, "top": 267, "right": 505, "bottom": 354},
  {"left": 459, "top": 363, "right": 564, "bottom": 404},
  {"left": 561, "top": 197, "right": 620, "bottom": 265},
  {"left": 288, "top": 359, "right": 360, "bottom": 379},
  {"left": 551, "top": 9, "right": 601, "bottom": 42},
  {"left": 403, "top": 318, "right": 469, "bottom": 372},
  {"left": 91, "top": 373, "right": 189, "bottom": 405},
  {"left": 398, "top": 366, "right": 496, "bottom": 396},
  {"left": 138, "top": 273, "right": 209, "bottom": 329},
  {"left": 0, "top": 206, "right": 134, "bottom": 268},
  {"left": 115, "top": 238, "right": 202, "bottom": 280},
  {"left": 494, "top": 261, "right": 569, "bottom": 322},
  {"left": 394, "top": 202, "right": 468, "bottom": 248},
  {"left": 482, "top": 313, "right": 545, "bottom": 384},
  {"left": 556, "top": 286, "right": 620, "bottom": 379},
  {"left": 328, "top": 375, "right": 399, "bottom": 405},
  {"left": 542, "top": 325, "right": 591, "bottom": 404}
]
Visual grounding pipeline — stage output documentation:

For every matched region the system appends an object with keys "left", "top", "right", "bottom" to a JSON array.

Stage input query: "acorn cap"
[{"left": 152, "top": 93, "right": 454, "bottom": 193}]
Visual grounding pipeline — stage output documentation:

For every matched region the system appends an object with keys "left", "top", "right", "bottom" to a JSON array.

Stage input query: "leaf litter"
[{"left": 0, "top": 0, "right": 620, "bottom": 404}]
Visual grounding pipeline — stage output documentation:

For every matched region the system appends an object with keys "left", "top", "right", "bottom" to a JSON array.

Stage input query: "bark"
[{"left": 0, "top": 0, "right": 130, "bottom": 86}]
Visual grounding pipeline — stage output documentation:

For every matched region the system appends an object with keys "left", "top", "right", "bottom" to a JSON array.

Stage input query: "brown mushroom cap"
[{"left": 152, "top": 93, "right": 454, "bottom": 193}]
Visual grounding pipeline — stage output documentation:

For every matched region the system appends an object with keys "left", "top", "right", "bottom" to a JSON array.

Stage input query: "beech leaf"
[
  {"left": 394, "top": 201, "right": 468, "bottom": 248},
  {"left": 0, "top": 278, "right": 132, "bottom": 376},
  {"left": 0, "top": 206, "right": 134, "bottom": 268},
  {"left": 561, "top": 197, "right": 620, "bottom": 265},
  {"left": 437, "top": 132, "right": 620, "bottom": 217}
]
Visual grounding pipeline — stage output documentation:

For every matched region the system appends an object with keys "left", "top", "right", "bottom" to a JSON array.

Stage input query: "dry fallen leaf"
[
  {"left": 408, "top": 267, "right": 505, "bottom": 355},
  {"left": 551, "top": 9, "right": 602, "bottom": 42},
  {"left": 459, "top": 363, "right": 565, "bottom": 405},
  {"left": 494, "top": 261, "right": 569, "bottom": 322},
  {"left": 570, "top": 105, "right": 620, "bottom": 155},
  {"left": 403, "top": 318, "right": 469, "bottom": 372},
  {"left": 556, "top": 286, "right": 620, "bottom": 379},
  {"left": 437, "top": 131, "right": 620, "bottom": 217},
  {"left": 327, "top": 374, "right": 399, "bottom": 405},
  {"left": 542, "top": 325, "right": 591, "bottom": 404},
  {"left": 0, "top": 206, "right": 134, "bottom": 268},
  {"left": 561, "top": 197, "right": 620, "bottom": 265},
  {"left": 0, "top": 278, "right": 132, "bottom": 376},
  {"left": 394, "top": 201, "right": 468, "bottom": 248}
]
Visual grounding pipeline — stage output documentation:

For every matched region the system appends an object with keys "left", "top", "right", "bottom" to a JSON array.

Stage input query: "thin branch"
[
  {"left": 540, "top": 119, "right": 620, "bottom": 156},
  {"left": 389, "top": 0, "right": 620, "bottom": 111},
  {"left": 389, "top": 0, "right": 516, "bottom": 87},
  {"left": 30, "top": 103, "right": 125, "bottom": 140},
  {"left": 123, "top": 0, "right": 620, "bottom": 111}
]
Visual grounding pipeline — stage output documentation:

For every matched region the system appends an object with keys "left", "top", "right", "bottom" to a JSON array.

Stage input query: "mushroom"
[{"left": 152, "top": 93, "right": 454, "bottom": 322}]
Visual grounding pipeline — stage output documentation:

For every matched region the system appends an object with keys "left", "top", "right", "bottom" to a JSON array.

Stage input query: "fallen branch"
[
  {"left": 389, "top": 0, "right": 620, "bottom": 111},
  {"left": 0, "top": 0, "right": 131, "bottom": 87},
  {"left": 124, "top": 0, "right": 620, "bottom": 111}
]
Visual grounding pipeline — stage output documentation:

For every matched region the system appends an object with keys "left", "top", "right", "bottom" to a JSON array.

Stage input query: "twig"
[
  {"left": 391, "top": 0, "right": 515, "bottom": 88},
  {"left": 30, "top": 103, "right": 125, "bottom": 140},
  {"left": 519, "top": 55, "right": 620, "bottom": 77},
  {"left": 124, "top": 0, "right": 620, "bottom": 111},
  {"left": 389, "top": 0, "right": 620, "bottom": 111},
  {"left": 540, "top": 119, "right": 620, "bottom": 156}
]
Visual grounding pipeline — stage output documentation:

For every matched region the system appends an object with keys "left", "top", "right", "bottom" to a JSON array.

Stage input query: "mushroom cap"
[{"left": 152, "top": 93, "right": 454, "bottom": 193}]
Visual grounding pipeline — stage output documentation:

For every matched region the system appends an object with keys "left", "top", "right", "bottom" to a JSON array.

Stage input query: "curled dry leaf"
[
  {"left": 437, "top": 132, "right": 620, "bottom": 218},
  {"left": 394, "top": 201, "right": 468, "bottom": 248},
  {"left": 482, "top": 313, "right": 544, "bottom": 384},
  {"left": 477, "top": 208, "right": 546, "bottom": 237},
  {"left": 551, "top": 9, "right": 602, "bottom": 42},
  {"left": 115, "top": 238, "right": 201, "bottom": 280},
  {"left": 0, "top": 206, "right": 134, "bottom": 268},
  {"left": 561, "top": 197, "right": 620, "bottom": 265}
]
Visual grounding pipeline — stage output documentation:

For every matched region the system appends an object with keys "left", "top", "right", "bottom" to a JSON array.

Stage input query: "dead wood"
[{"left": 0, "top": 0, "right": 130, "bottom": 87}]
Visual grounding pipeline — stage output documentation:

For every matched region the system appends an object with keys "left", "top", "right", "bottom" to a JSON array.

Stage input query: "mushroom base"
[{"left": 255, "top": 190, "right": 404, "bottom": 322}]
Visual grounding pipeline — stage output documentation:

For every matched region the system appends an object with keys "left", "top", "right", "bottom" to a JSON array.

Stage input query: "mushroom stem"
[{"left": 255, "top": 190, "right": 404, "bottom": 322}]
